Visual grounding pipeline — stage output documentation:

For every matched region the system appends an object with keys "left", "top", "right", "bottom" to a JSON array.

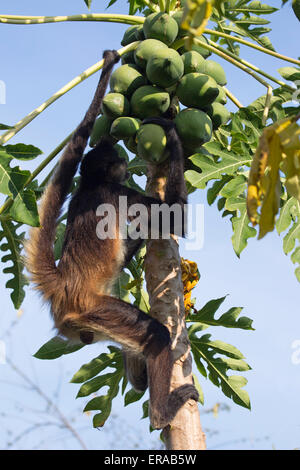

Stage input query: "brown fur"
[{"left": 25, "top": 52, "right": 198, "bottom": 429}]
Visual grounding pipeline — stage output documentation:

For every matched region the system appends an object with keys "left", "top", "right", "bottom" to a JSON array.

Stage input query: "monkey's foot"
[{"left": 150, "top": 384, "right": 199, "bottom": 429}]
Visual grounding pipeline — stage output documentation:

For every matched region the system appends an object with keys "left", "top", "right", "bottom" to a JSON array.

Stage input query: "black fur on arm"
[
  {"left": 56, "top": 50, "right": 120, "bottom": 190},
  {"left": 49, "top": 50, "right": 120, "bottom": 216},
  {"left": 25, "top": 51, "right": 120, "bottom": 290},
  {"left": 142, "top": 117, "right": 188, "bottom": 236}
]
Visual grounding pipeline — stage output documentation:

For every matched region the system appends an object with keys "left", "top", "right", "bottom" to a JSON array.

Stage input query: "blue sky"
[{"left": 0, "top": 0, "right": 300, "bottom": 450}]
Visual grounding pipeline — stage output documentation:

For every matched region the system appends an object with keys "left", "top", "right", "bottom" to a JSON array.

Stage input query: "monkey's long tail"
[{"left": 25, "top": 50, "right": 120, "bottom": 301}]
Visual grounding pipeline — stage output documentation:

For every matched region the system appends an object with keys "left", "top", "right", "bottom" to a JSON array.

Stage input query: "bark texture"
[{"left": 144, "top": 163, "right": 206, "bottom": 450}]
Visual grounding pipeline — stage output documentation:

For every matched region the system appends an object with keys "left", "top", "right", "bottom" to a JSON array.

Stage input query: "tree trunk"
[{"left": 144, "top": 163, "right": 206, "bottom": 450}]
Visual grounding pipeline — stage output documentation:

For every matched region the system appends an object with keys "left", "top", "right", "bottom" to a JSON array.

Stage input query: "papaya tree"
[{"left": 0, "top": 0, "right": 299, "bottom": 450}]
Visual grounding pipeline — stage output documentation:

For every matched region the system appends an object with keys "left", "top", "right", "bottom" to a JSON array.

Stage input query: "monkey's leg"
[
  {"left": 61, "top": 296, "right": 198, "bottom": 429},
  {"left": 122, "top": 350, "right": 148, "bottom": 392}
]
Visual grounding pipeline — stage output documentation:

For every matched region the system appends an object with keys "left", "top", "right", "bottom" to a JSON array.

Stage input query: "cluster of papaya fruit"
[{"left": 90, "top": 9, "right": 230, "bottom": 163}]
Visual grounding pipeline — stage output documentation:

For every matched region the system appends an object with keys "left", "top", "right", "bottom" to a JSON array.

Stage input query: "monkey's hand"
[{"left": 102, "top": 49, "right": 121, "bottom": 64}]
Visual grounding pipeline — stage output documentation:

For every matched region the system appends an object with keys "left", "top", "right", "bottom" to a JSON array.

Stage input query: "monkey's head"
[{"left": 81, "top": 137, "right": 129, "bottom": 184}]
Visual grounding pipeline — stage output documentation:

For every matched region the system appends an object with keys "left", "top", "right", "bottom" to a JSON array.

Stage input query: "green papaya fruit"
[
  {"left": 146, "top": 48, "right": 184, "bottom": 88},
  {"left": 203, "top": 102, "right": 230, "bottom": 130},
  {"left": 175, "top": 108, "right": 212, "bottom": 149},
  {"left": 197, "top": 59, "right": 227, "bottom": 86},
  {"left": 131, "top": 85, "right": 170, "bottom": 119},
  {"left": 134, "top": 39, "right": 168, "bottom": 70},
  {"left": 110, "top": 64, "right": 147, "bottom": 97},
  {"left": 179, "top": 36, "right": 211, "bottom": 58},
  {"left": 181, "top": 50, "right": 205, "bottom": 74},
  {"left": 176, "top": 72, "right": 219, "bottom": 108},
  {"left": 90, "top": 115, "right": 112, "bottom": 147},
  {"left": 137, "top": 124, "right": 168, "bottom": 163},
  {"left": 215, "top": 86, "right": 227, "bottom": 105},
  {"left": 135, "top": 24, "right": 145, "bottom": 40},
  {"left": 101, "top": 93, "right": 130, "bottom": 119},
  {"left": 143, "top": 12, "right": 179, "bottom": 46},
  {"left": 121, "top": 25, "right": 141, "bottom": 46},
  {"left": 121, "top": 50, "right": 136, "bottom": 65},
  {"left": 110, "top": 117, "right": 141, "bottom": 140}
]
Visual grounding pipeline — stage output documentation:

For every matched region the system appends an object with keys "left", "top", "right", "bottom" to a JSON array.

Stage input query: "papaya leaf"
[
  {"left": 4, "top": 143, "right": 42, "bottom": 160},
  {"left": 189, "top": 326, "right": 251, "bottom": 409},
  {"left": 283, "top": 201, "right": 300, "bottom": 255},
  {"left": 0, "top": 150, "right": 39, "bottom": 226},
  {"left": 9, "top": 189, "right": 39, "bottom": 227},
  {"left": 276, "top": 197, "right": 300, "bottom": 283},
  {"left": 185, "top": 143, "right": 251, "bottom": 189},
  {"left": 71, "top": 347, "right": 122, "bottom": 384},
  {"left": 34, "top": 336, "right": 84, "bottom": 360},
  {"left": 293, "top": 0, "right": 300, "bottom": 21},
  {"left": 187, "top": 296, "right": 254, "bottom": 330},
  {"left": 276, "top": 197, "right": 298, "bottom": 235},
  {"left": 76, "top": 346, "right": 124, "bottom": 428},
  {"left": 124, "top": 388, "right": 145, "bottom": 406},
  {"left": 278, "top": 66, "right": 300, "bottom": 82},
  {"left": 0, "top": 220, "right": 28, "bottom": 309},
  {"left": 193, "top": 373, "right": 204, "bottom": 405},
  {"left": 228, "top": 2, "right": 278, "bottom": 15},
  {"left": 207, "top": 175, "right": 233, "bottom": 205},
  {"left": 111, "top": 270, "right": 131, "bottom": 302},
  {"left": 0, "top": 124, "right": 14, "bottom": 130},
  {"left": 228, "top": 197, "right": 257, "bottom": 255},
  {"left": 54, "top": 223, "right": 66, "bottom": 260}
]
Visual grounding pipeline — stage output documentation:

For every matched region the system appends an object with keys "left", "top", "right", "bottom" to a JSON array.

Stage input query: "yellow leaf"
[
  {"left": 181, "top": 0, "right": 213, "bottom": 37},
  {"left": 247, "top": 114, "right": 300, "bottom": 239}
]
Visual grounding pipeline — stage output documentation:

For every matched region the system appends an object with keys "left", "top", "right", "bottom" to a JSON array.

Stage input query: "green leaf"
[
  {"left": 220, "top": 175, "right": 247, "bottom": 199},
  {"left": 9, "top": 189, "right": 39, "bottom": 227},
  {"left": 127, "top": 157, "right": 147, "bottom": 176},
  {"left": 111, "top": 270, "right": 131, "bottom": 302},
  {"left": 282, "top": 200, "right": 300, "bottom": 254},
  {"left": 54, "top": 223, "right": 66, "bottom": 260},
  {"left": 124, "top": 388, "right": 145, "bottom": 406},
  {"left": 0, "top": 220, "right": 28, "bottom": 308},
  {"left": 292, "top": 0, "right": 300, "bottom": 21},
  {"left": 0, "top": 123, "right": 14, "bottom": 130},
  {"left": 229, "top": 2, "right": 278, "bottom": 14},
  {"left": 0, "top": 150, "right": 39, "bottom": 226},
  {"left": 34, "top": 336, "right": 84, "bottom": 360},
  {"left": 185, "top": 143, "right": 251, "bottom": 189},
  {"left": 84, "top": 0, "right": 92, "bottom": 8},
  {"left": 207, "top": 175, "right": 232, "bottom": 205},
  {"left": 193, "top": 373, "right": 204, "bottom": 405},
  {"left": 276, "top": 197, "right": 298, "bottom": 234},
  {"left": 187, "top": 296, "right": 254, "bottom": 330},
  {"left": 75, "top": 347, "right": 124, "bottom": 428},
  {"left": 278, "top": 66, "right": 300, "bottom": 82},
  {"left": 71, "top": 347, "right": 121, "bottom": 383},
  {"left": 189, "top": 328, "right": 251, "bottom": 409},
  {"left": 230, "top": 201, "right": 256, "bottom": 256},
  {"left": 4, "top": 143, "right": 42, "bottom": 160}
]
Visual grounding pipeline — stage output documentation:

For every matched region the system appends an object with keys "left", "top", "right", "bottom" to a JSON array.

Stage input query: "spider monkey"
[{"left": 26, "top": 50, "right": 198, "bottom": 429}]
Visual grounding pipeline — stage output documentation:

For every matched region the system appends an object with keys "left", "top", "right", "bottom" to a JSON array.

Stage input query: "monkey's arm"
[
  {"left": 142, "top": 117, "right": 187, "bottom": 207},
  {"left": 54, "top": 50, "right": 120, "bottom": 199},
  {"left": 26, "top": 51, "right": 120, "bottom": 294}
]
